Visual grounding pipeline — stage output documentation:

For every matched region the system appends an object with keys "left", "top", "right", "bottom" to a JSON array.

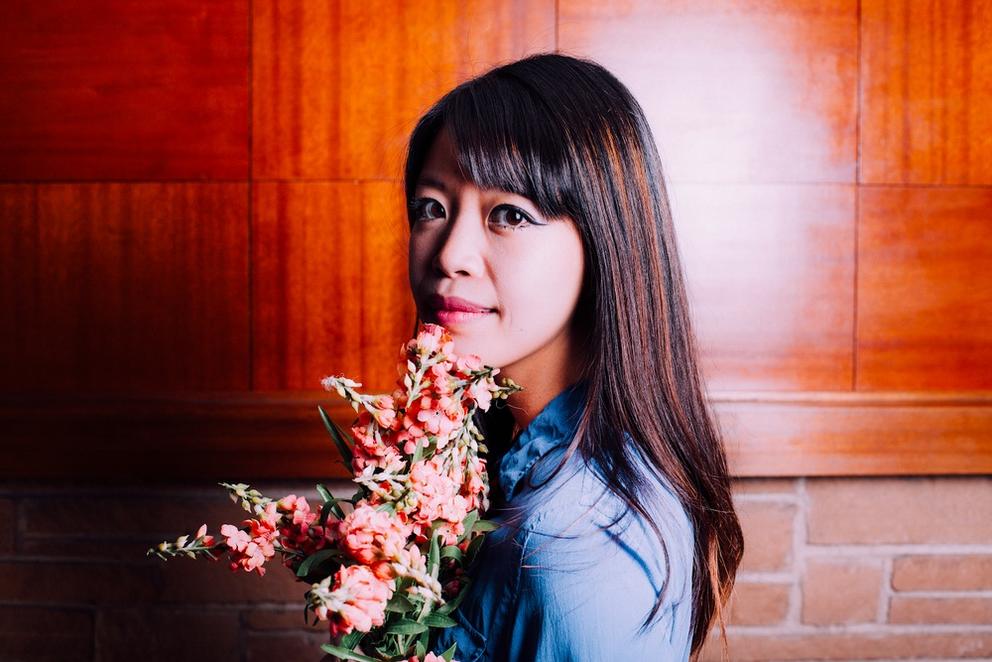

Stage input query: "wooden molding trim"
[
  {"left": 2, "top": 391, "right": 990, "bottom": 479},
  {"left": 710, "top": 391, "right": 992, "bottom": 476}
]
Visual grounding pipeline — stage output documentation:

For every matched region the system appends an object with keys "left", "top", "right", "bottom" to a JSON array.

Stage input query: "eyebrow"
[{"left": 414, "top": 175, "right": 448, "bottom": 192}]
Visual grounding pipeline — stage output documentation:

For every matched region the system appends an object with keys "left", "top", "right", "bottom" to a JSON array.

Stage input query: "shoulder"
[
  {"left": 514, "top": 442, "right": 695, "bottom": 611},
  {"left": 501, "top": 449, "right": 695, "bottom": 658}
]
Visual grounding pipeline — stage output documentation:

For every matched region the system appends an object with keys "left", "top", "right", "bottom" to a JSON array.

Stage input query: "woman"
[{"left": 405, "top": 53, "right": 743, "bottom": 661}]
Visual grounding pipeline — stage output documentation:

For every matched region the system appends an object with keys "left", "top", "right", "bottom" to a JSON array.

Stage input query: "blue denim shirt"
[{"left": 432, "top": 380, "right": 695, "bottom": 661}]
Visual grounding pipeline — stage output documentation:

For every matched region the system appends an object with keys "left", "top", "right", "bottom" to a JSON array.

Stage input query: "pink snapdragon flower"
[
  {"left": 414, "top": 394, "right": 464, "bottom": 447},
  {"left": 194, "top": 523, "right": 215, "bottom": 547},
  {"left": 407, "top": 458, "right": 469, "bottom": 545},
  {"left": 370, "top": 394, "right": 398, "bottom": 429},
  {"left": 339, "top": 501, "right": 413, "bottom": 579},
  {"left": 311, "top": 564, "right": 394, "bottom": 637},
  {"left": 408, "top": 323, "right": 454, "bottom": 359},
  {"left": 460, "top": 456, "right": 489, "bottom": 513},
  {"left": 275, "top": 494, "right": 336, "bottom": 562},
  {"left": 408, "top": 653, "right": 453, "bottom": 662}
]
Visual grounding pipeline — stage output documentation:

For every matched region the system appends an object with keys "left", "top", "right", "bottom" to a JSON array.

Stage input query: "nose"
[{"left": 432, "top": 203, "right": 486, "bottom": 277}]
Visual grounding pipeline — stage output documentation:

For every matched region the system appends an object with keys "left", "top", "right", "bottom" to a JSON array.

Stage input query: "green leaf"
[
  {"left": 410, "top": 434, "right": 426, "bottom": 465},
  {"left": 318, "top": 404, "right": 353, "bottom": 466},
  {"left": 295, "top": 548, "right": 342, "bottom": 578},
  {"left": 315, "top": 484, "right": 347, "bottom": 522},
  {"left": 442, "top": 642, "right": 458, "bottom": 661},
  {"left": 338, "top": 629, "right": 364, "bottom": 649},
  {"left": 375, "top": 501, "right": 396, "bottom": 515},
  {"left": 388, "top": 620, "right": 428, "bottom": 637},
  {"left": 457, "top": 511, "right": 479, "bottom": 544},
  {"left": 421, "top": 612, "right": 457, "bottom": 628},
  {"left": 319, "top": 643, "right": 378, "bottom": 662},
  {"left": 428, "top": 532, "right": 440, "bottom": 578},
  {"left": 319, "top": 500, "right": 336, "bottom": 527},
  {"left": 440, "top": 545, "right": 463, "bottom": 563},
  {"left": 371, "top": 643, "right": 393, "bottom": 659},
  {"left": 384, "top": 593, "right": 414, "bottom": 613},
  {"left": 415, "top": 639, "right": 427, "bottom": 658},
  {"left": 316, "top": 483, "right": 334, "bottom": 502},
  {"left": 472, "top": 519, "right": 499, "bottom": 534}
]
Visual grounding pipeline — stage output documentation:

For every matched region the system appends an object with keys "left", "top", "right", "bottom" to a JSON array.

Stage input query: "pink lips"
[
  {"left": 427, "top": 294, "right": 495, "bottom": 313},
  {"left": 426, "top": 294, "right": 496, "bottom": 326}
]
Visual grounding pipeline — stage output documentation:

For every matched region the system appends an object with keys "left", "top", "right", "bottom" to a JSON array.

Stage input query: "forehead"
[{"left": 416, "top": 127, "right": 466, "bottom": 185}]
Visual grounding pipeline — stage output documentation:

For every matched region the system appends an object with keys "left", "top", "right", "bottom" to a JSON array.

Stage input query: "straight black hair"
[{"left": 404, "top": 52, "right": 743, "bottom": 658}]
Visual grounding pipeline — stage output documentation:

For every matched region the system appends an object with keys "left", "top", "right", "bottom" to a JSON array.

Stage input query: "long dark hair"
[{"left": 403, "top": 52, "right": 743, "bottom": 658}]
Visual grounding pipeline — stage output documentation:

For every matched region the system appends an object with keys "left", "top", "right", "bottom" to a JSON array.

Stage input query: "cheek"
[
  {"left": 496, "top": 229, "right": 585, "bottom": 341},
  {"left": 407, "top": 233, "right": 430, "bottom": 296}
]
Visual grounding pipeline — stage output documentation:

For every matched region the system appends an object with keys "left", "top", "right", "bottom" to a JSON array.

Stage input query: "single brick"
[
  {"left": 807, "top": 477, "right": 992, "bottom": 544},
  {"left": 889, "top": 596, "right": 992, "bottom": 625},
  {"left": 736, "top": 500, "right": 796, "bottom": 572},
  {"left": 801, "top": 558, "right": 883, "bottom": 625},
  {"left": 892, "top": 554, "right": 992, "bottom": 591},
  {"left": 727, "top": 581, "right": 791, "bottom": 626}
]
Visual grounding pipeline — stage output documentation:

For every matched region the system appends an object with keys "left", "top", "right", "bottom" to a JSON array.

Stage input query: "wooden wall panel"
[
  {"left": 361, "top": 181, "right": 421, "bottom": 390},
  {"left": 252, "top": 182, "right": 414, "bottom": 392},
  {"left": 252, "top": 0, "right": 556, "bottom": 180},
  {"left": 857, "top": 187, "right": 992, "bottom": 390},
  {"left": 861, "top": 0, "right": 992, "bottom": 185},
  {"left": 0, "top": 183, "right": 250, "bottom": 393},
  {"left": 672, "top": 184, "right": 855, "bottom": 390},
  {"left": 0, "top": 0, "right": 249, "bottom": 181},
  {"left": 558, "top": 0, "right": 858, "bottom": 184},
  {"left": 1, "top": 1, "right": 990, "bottom": 478}
]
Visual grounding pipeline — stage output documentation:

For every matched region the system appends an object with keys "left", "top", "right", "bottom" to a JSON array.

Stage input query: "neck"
[{"left": 498, "top": 327, "right": 585, "bottom": 434}]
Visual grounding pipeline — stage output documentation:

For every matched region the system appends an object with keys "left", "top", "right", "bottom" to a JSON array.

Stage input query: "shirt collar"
[{"left": 497, "top": 379, "right": 588, "bottom": 503}]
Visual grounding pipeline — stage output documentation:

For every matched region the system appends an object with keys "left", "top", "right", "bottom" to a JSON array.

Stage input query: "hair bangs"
[{"left": 407, "top": 73, "right": 576, "bottom": 222}]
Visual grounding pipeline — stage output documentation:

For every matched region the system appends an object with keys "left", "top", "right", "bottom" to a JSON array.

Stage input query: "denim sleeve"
[{"left": 502, "top": 508, "right": 687, "bottom": 661}]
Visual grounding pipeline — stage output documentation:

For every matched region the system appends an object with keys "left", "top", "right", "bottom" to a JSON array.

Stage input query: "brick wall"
[
  {"left": 701, "top": 477, "right": 992, "bottom": 660},
  {"left": 2, "top": 477, "right": 990, "bottom": 661}
]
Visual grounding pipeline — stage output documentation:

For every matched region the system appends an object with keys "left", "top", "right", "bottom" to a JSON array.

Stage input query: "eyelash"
[{"left": 408, "top": 198, "right": 538, "bottom": 230}]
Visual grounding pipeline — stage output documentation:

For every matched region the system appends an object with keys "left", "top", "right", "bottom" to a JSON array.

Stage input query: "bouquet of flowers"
[{"left": 148, "top": 322, "right": 521, "bottom": 661}]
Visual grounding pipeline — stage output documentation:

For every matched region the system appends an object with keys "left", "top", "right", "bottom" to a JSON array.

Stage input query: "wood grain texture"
[
  {"left": 3, "top": 391, "right": 989, "bottom": 479},
  {"left": 860, "top": 0, "right": 992, "bottom": 185},
  {"left": 672, "top": 183, "right": 856, "bottom": 390},
  {"left": 857, "top": 186, "right": 992, "bottom": 391},
  {"left": 252, "top": 181, "right": 415, "bottom": 392},
  {"left": 252, "top": 0, "right": 556, "bottom": 180},
  {"left": 558, "top": 0, "right": 858, "bottom": 184},
  {"left": 0, "top": 0, "right": 249, "bottom": 180},
  {"left": 714, "top": 391, "right": 992, "bottom": 476},
  {"left": 0, "top": 183, "right": 250, "bottom": 392},
  {"left": 2, "top": 1, "right": 990, "bottom": 478},
  {"left": 0, "top": 392, "right": 352, "bottom": 480}
]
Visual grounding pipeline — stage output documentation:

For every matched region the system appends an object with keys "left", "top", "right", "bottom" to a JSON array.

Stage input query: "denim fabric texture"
[{"left": 431, "top": 379, "right": 695, "bottom": 661}]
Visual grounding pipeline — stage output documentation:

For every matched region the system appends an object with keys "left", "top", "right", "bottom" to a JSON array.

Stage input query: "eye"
[
  {"left": 409, "top": 198, "right": 445, "bottom": 223},
  {"left": 489, "top": 204, "right": 536, "bottom": 230}
]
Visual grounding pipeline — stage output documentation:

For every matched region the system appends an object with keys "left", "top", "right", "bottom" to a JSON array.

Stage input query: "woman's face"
[{"left": 407, "top": 127, "right": 586, "bottom": 378}]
